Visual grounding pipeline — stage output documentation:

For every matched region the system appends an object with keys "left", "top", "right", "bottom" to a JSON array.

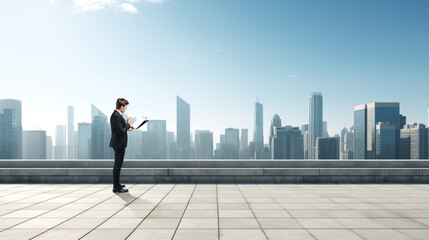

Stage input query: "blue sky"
[{"left": 1, "top": 0, "right": 428, "bottom": 144}]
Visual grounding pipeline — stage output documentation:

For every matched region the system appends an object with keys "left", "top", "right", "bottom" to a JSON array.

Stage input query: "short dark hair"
[{"left": 116, "top": 98, "right": 129, "bottom": 109}]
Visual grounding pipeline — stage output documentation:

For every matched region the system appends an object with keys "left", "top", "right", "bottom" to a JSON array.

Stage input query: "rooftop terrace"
[{"left": 0, "top": 183, "right": 428, "bottom": 240}]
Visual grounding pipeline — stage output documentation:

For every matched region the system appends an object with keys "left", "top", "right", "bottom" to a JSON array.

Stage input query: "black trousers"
[{"left": 113, "top": 147, "right": 125, "bottom": 189}]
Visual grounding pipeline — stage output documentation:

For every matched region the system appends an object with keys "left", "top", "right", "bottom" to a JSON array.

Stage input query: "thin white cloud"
[
  {"left": 121, "top": 3, "right": 138, "bottom": 13},
  {"left": 73, "top": 0, "right": 117, "bottom": 11},
  {"left": 51, "top": 0, "right": 162, "bottom": 13},
  {"left": 144, "top": 0, "right": 163, "bottom": 3}
]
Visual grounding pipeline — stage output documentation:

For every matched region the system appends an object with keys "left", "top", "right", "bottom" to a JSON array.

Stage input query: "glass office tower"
[
  {"left": 375, "top": 122, "right": 396, "bottom": 159},
  {"left": 0, "top": 99, "right": 22, "bottom": 159},
  {"left": 354, "top": 102, "right": 400, "bottom": 159},
  {"left": 353, "top": 104, "right": 367, "bottom": 159}
]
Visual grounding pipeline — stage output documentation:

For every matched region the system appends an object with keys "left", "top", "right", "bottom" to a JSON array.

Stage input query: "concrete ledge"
[
  {"left": 168, "top": 168, "right": 264, "bottom": 176},
  {"left": 2, "top": 159, "right": 429, "bottom": 169},
  {"left": 263, "top": 168, "right": 319, "bottom": 176},
  {"left": 1, "top": 175, "right": 429, "bottom": 183},
  {"left": 0, "top": 167, "right": 428, "bottom": 183}
]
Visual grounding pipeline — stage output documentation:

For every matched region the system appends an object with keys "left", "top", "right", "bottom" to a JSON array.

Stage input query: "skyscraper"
[
  {"left": 46, "top": 136, "right": 53, "bottom": 159},
  {"left": 303, "top": 130, "right": 309, "bottom": 159},
  {"left": 269, "top": 114, "right": 282, "bottom": 152},
  {"left": 78, "top": 122, "right": 91, "bottom": 159},
  {"left": 354, "top": 104, "right": 367, "bottom": 159},
  {"left": 323, "top": 121, "right": 329, "bottom": 137},
  {"left": 344, "top": 127, "right": 354, "bottom": 159},
  {"left": 376, "top": 122, "right": 396, "bottom": 159},
  {"left": 354, "top": 103, "right": 400, "bottom": 159},
  {"left": 400, "top": 123, "right": 428, "bottom": 159},
  {"left": 23, "top": 130, "right": 46, "bottom": 159},
  {"left": 166, "top": 131, "right": 177, "bottom": 159},
  {"left": 301, "top": 124, "right": 309, "bottom": 135},
  {"left": 224, "top": 128, "right": 240, "bottom": 159},
  {"left": 91, "top": 104, "right": 111, "bottom": 159},
  {"left": 177, "top": 96, "right": 190, "bottom": 159},
  {"left": 340, "top": 128, "right": 348, "bottom": 159},
  {"left": 125, "top": 130, "right": 143, "bottom": 159},
  {"left": 54, "top": 125, "right": 66, "bottom": 159},
  {"left": 67, "top": 106, "right": 76, "bottom": 159},
  {"left": 253, "top": 100, "right": 264, "bottom": 158},
  {"left": 369, "top": 103, "right": 400, "bottom": 159},
  {"left": 195, "top": 130, "right": 213, "bottom": 159},
  {"left": 400, "top": 114, "right": 407, "bottom": 129},
  {"left": 147, "top": 120, "right": 167, "bottom": 159},
  {"left": 0, "top": 99, "right": 22, "bottom": 159},
  {"left": 271, "top": 126, "right": 303, "bottom": 159},
  {"left": 309, "top": 92, "right": 323, "bottom": 159},
  {"left": 239, "top": 129, "right": 249, "bottom": 159}
]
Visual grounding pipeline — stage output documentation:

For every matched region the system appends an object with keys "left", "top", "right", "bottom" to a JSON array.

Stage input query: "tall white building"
[
  {"left": 54, "top": 125, "right": 66, "bottom": 159},
  {"left": 177, "top": 96, "right": 190, "bottom": 159},
  {"left": 309, "top": 92, "right": 323, "bottom": 159},
  {"left": 253, "top": 100, "right": 264, "bottom": 158},
  {"left": 67, "top": 106, "right": 76, "bottom": 159}
]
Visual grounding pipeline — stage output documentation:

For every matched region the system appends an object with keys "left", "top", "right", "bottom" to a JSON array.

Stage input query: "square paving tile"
[
  {"left": 55, "top": 218, "right": 105, "bottom": 229},
  {"left": 220, "top": 229, "right": 266, "bottom": 240},
  {"left": 219, "top": 209, "right": 254, "bottom": 218},
  {"left": 353, "top": 229, "right": 412, "bottom": 240},
  {"left": 259, "top": 218, "right": 303, "bottom": 229},
  {"left": 97, "top": 217, "right": 142, "bottom": 229},
  {"left": 32, "top": 229, "right": 90, "bottom": 240},
  {"left": 264, "top": 229, "right": 315, "bottom": 240},
  {"left": 80, "top": 229, "right": 134, "bottom": 240},
  {"left": 183, "top": 209, "right": 218, "bottom": 218},
  {"left": 308, "top": 229, "right": 364, "bottom": 240},
  {"left": 178, "top": 218, "right": 218, "bottom": 229},
  {"left": 138, "top": 217, "right": 181, "bottom": 229},
  {"left": 127, "top": 229, "right": 175, "bottom": 240},
  {"left": 173, "top": 229, "right": 218, "bottom": 240},
  {"left": 219, "top": 218, "right": 260, "bottom": 228},
  {"left": 296, "top": 218, "right": 346, "bottom": 229}
]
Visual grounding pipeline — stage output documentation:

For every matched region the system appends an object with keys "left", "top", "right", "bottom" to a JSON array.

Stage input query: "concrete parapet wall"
[{"left": 1, "top": 159, "right": 429, "bottom": 183}]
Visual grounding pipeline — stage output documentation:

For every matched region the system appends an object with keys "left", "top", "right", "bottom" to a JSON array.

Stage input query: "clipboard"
[{"left": 132, "top": 117, "right": 148, "bottom": 129}]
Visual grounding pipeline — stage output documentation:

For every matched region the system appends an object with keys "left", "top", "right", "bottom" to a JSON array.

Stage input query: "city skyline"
[
  {"left": 3, "top": 97, "right": 429, "bottom": 160},
  {"left": 3, "top": 96, "right": 429, "bottom": 147},
  {"left": 1, "top": 1, "right": 428, "bottom": 145}
]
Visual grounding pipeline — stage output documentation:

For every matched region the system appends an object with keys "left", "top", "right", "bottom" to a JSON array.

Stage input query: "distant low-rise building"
[{"left": 315, "top": 137, "right": 339, "bottom": 159}]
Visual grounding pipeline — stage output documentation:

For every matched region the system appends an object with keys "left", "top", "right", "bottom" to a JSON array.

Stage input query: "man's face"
[{"left": 120, "top": 105, "right": 128, "bottom": 113}]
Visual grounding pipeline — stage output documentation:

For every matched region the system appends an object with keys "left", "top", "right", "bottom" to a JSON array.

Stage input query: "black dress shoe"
[
  {"left": 121, "top": 184, "right": 126, "bottom": 189},
  {"left": 113, "top": 188, "right": 129, "bottom": 193}
]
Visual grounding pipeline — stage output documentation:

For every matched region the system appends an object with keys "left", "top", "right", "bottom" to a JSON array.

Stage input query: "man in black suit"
[{"left": 110, "top": 98, "right": 133, "bottom": 193}]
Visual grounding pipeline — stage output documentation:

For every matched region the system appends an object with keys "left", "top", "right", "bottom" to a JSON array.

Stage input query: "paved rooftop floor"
[{"left": 0, "top": 184, "right": 428, "bottom": 240}]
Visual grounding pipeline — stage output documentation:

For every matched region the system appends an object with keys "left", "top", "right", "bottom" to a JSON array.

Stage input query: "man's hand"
[
  {"left": 128, "top": 126, "right": 134, "bottom": 131},
  {"left": 127, "top": 117, "right": 132, "bottom": 124}
]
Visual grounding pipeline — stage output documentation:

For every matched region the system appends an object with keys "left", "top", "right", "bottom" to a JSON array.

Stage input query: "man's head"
[{"left": 116, "top": 98, "right": 129, "bottom": 113}]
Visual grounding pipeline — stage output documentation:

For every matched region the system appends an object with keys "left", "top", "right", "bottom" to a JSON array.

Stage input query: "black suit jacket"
[{"left": 109, "top": 110, "right": 131, "bottom": 150}]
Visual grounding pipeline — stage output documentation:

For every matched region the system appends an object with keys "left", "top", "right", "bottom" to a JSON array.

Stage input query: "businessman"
[{"left": 110, "top": 98, "right": 133, "bottom": 193}]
